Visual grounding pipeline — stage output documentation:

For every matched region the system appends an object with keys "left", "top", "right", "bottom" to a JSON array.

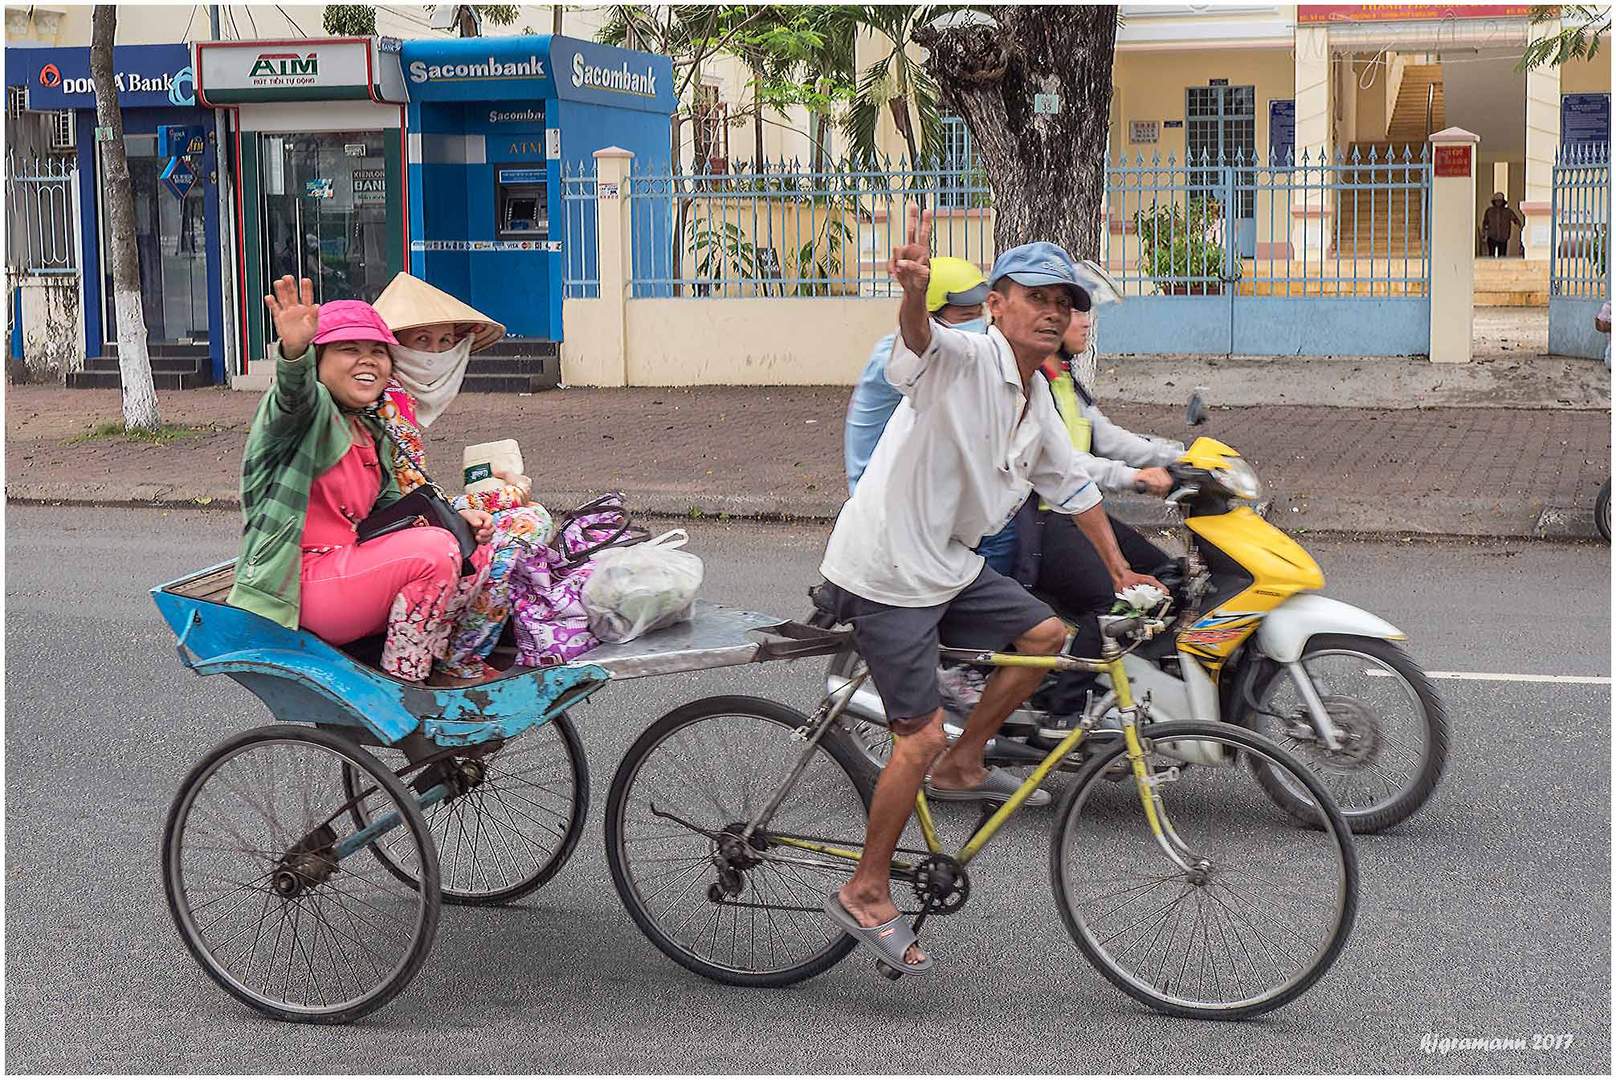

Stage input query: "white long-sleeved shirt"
[
  {"left": 1062, "top": 388, "right": 1185, "bottom": 492},
  {"left": 820, "top": 323, "right": 1103, "bottom": 607}
]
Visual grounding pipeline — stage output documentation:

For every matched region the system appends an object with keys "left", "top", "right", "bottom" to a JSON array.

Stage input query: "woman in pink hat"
[{"left": 226, "top": 275, "right": 495, "bottom": 686}]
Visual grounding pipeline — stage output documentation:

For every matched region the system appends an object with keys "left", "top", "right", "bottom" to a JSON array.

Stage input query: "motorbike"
[
  {"left": 1596, "top": 479, "right": 1610, "bottom": 543},
  {"left": 823, "top": 396, "right": 1450, "bottom": 835}
]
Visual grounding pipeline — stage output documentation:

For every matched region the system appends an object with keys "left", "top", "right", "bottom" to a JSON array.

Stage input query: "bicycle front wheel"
[
  {"left": 605, "top": 695, "right": 874, "bottom": 987},
  {"left": 1050, "top": 721, "right": 1357, "bottom": 1020}
]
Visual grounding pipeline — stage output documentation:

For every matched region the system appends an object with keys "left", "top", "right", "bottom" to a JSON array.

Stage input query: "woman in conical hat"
[{"left": 370, "top": 272, "right": 553, "bottom": 682}]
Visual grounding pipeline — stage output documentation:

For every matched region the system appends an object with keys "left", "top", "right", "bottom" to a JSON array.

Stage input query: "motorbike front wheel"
[
  {"left": 1242, "top": 635, "right": 1449, "bottom": 834},
  {"left": 1596, "top": 479, "right": 1610, "bottom": 543}
]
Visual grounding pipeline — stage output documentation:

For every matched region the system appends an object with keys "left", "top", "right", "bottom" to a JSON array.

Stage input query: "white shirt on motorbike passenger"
[{"left": 820, "top": 322, "right": 1103, "bottom": 607}]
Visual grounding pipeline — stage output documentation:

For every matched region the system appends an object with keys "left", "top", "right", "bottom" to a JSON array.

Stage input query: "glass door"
[
  {"left": 100, "top": 133, "right": 209, "bottom": 343},
  {"left": 259, "top": 131, "right": 390, "bottom": 346}
]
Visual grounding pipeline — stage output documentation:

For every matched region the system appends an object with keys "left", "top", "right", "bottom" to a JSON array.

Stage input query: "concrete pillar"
[
  {"left": 1293, "top": 26, "right": 1334, "bottom": 261},
  {"left": 592, "top": 146, "right": 632, "bottom": 387},
  {"left": 1428, "top": 127, "right": 1480, "bottom": 364},
  {"left": 1521, "top": 60, "right": 1561, "bottom": 260}
]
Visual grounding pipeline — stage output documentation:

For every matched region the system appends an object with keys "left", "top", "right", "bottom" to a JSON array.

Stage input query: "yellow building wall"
[
  {"left": 1562, "top": 48, "right": 1612, "bottom": 94},
  {"left": 1111, "top": 48, "right": 1296, "bottom": 164}
]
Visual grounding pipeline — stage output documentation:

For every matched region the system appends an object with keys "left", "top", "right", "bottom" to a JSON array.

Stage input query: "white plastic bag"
[{"left": 581, "top": 529, "right": 704, "bottom": 643}]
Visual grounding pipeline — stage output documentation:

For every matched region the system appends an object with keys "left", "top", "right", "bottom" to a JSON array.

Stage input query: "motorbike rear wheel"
[
  {"left": 1243, "top": 635, "right": 1448, "bottom": 834},
  {"left": 1596, "top": 479, "right": 1610, "bottom": 543}
]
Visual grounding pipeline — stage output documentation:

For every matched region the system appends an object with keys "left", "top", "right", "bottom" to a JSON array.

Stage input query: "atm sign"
[{"left": 249, "top": 52, "right": 318, "bottom": 85}]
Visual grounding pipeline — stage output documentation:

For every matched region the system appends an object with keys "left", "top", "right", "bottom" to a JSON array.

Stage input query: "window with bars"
[
  {"left": 936, "top": 115, "right": 981, "bottom": 209},
  {"left": 1185, "top": 84, "right": 1255, "bottom": 218},
  {"left": 690, "top": 83, "right": 728, "bottom": 172}
]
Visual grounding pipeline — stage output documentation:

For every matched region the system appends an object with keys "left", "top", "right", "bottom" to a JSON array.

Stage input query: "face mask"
[
  {"left": 388, "top": 337, "right": 473, "bottom": 428},
  {"left": 950, "top": 317, "right": 989, "bottom": 335}
]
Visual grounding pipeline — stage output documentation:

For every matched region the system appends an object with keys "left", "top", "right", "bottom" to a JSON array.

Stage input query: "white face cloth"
[{"left": 388, "top": 337, "right": 473, "bottom": 428}]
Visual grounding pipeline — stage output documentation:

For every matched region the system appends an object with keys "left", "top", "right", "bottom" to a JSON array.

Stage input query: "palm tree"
[{"left": 837, "top": 5, "right": 955, "bottom": 167}]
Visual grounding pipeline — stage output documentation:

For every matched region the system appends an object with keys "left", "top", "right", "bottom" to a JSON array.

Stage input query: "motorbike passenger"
[
  {"left": 1011, "top": 302, "right": 1185, "bottom": 738},
  {"left": 372, "top": 273, "right": 555, "bottom": 683},
  {"left": 816, "top": 215, "right": 1164, "bottom": 974},
  {"left": 227, "top": 276, "right": 494, "bottom": 685}
]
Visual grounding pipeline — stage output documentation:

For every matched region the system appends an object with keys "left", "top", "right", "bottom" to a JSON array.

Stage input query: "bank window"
[
  {"left": 937, "top": 115, "right": 981, "bottom": 209},
  {"left": 692, "top": 82, "right": 728, "bottom": 171}
]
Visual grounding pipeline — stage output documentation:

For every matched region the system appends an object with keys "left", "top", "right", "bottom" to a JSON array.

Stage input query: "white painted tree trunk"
[{"left": 90, "top": 4, "right": 160, "bottom": 431}]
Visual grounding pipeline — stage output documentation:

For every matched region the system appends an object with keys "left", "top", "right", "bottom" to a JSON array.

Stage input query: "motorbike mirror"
[{"left": 1185, "top": 390, "right": 1208, "bottom": 428}]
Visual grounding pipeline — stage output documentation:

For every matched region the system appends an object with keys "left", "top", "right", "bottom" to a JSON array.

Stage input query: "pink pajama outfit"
[{"left": 298, "top": 428, "right": 488, "bottom": 682}]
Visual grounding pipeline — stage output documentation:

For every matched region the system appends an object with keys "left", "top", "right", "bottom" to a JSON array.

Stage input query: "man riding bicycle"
[{"left": 816, "top": 210, "right": 1164, "bottom": 975}]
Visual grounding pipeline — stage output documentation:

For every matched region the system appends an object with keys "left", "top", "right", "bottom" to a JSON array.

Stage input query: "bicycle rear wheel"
[
  {"left": 1050, "top": 721, "right": 1356, "bottom": 1020},
  {"left": 604, "top": 695, "right": 874, "bottom": 987}
]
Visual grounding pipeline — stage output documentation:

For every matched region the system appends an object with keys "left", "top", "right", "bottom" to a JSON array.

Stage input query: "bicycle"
[{"left": 605, "top": 609, "right": 1359, "bottom": 1020}]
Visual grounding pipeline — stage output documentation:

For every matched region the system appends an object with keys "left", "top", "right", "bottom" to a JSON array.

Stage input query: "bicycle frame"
[{"left": 750, "top": 637, "right": 1205, "bottom": 883}]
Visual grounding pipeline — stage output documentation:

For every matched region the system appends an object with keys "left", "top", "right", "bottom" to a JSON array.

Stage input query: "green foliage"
[
  {"left": 71, "top": 421, "right": 215, "bottom": 445},
  {"left": 322, "top": 5, "right": 377, "bottom": 36},
  {"left": 686, "top": 207, "right": 855, "bottom": 297},
  {"left": 1133, "top": 196, "right": 1224, "bottom": 293},
  {"left": 475, "top": 5, "right": 519, "bottom": 27},
  {"left": 1518, "top": 5, "right": 1610, "bottom": 70}
]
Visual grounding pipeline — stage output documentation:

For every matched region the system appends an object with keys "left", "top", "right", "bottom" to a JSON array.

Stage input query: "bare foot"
[{"left": 837, "top": 885, "right": 926, "bottom": 966}]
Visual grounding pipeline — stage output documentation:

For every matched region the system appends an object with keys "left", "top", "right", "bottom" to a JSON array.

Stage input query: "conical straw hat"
[{"left": 373, "top": 272, "right": 506, "bottom": 353}]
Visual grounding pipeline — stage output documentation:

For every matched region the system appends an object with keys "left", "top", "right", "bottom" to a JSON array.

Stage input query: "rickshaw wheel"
[
  {"left": 343, "top": 713, "right": 589, "bottom": 906},
  {"left": 163, "top": 724, "right": 441, "bottom": 1024}
]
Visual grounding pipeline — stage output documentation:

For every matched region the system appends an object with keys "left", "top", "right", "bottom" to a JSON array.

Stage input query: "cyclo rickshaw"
[{"left": 156, "top": 559, "right": 1357, "bottom": 1025}]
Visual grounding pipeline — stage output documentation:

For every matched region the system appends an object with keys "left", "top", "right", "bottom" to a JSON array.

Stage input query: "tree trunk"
[
  {"left": 552, "top": 5, "right": 564, "bottom": 35},
  {"left": 90, "top": 5, "right": 160, "bottom": 431},
  {"left": 915, "top": 5, "right": 1118, "bottom": 259},
  {"left": 753, "top": 67, "right": 765, "bottom": 170}
]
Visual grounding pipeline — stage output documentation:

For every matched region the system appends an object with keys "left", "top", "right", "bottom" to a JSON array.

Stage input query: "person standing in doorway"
[{"left": 1482, "top": 193, "right": 1523, "bottom": 257}]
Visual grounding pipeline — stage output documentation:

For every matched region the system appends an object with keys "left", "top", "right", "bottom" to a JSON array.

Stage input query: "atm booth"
[{"left": 400, "top": 36, "right": 674, "bottom": 342}]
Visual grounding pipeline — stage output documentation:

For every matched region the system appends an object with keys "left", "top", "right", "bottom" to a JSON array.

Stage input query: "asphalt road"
[{"left": 5, "top": 507, "right": 1610, "bottom": 1074}]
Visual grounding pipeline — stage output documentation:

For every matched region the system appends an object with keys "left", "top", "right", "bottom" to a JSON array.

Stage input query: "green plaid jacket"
[{"left": 226, "top": 345, "right": 401, "bottom": 629}]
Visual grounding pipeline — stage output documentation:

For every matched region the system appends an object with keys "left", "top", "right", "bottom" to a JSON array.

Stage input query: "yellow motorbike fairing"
[
  {"left": 1180, "top": 436, "right": 1243, "bottom": 471},
  {"left": 1180, "top": 506, "right": 1325, "bottom": 669}
]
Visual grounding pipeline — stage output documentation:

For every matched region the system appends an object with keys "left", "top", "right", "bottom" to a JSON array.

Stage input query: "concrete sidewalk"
[{"left": 6, "top": 379, "right": 1609, "bottom": 538}]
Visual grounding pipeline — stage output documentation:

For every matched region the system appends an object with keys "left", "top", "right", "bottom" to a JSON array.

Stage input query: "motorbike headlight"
[{"left": 1212, "top": 458, "right": 1263, "bottom": 500}]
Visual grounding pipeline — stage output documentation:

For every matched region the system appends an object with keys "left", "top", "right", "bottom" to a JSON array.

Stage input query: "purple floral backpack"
[{"left": 508, "top": 493, "right": 649, "bottom": 666}]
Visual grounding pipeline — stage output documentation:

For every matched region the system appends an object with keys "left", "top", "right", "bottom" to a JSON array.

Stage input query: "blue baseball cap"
[{"left": 988, "top": 242, "right": 1093, "bottom": 311}]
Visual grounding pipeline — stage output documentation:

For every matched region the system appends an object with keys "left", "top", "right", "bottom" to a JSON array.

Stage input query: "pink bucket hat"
[{"left": 313, "top": 300, "right": 399, "bottom": 346}]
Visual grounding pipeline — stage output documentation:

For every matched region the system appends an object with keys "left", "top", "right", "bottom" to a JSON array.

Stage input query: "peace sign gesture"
[
  {"left": 888, "top": 203, "right": 933, "bottom": 298},
  {"left": 265, "top": 275, "right": 321, "bottom": 359}
]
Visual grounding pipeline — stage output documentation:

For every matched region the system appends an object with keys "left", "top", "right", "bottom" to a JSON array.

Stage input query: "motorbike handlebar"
[{"left": 1102, "top": 615, "right": 1147, "bottom": 641}]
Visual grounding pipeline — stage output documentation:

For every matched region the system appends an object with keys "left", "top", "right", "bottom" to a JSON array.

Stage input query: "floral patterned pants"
[{"left": 435, "top": 503, "right": 555, "bottom": 679}]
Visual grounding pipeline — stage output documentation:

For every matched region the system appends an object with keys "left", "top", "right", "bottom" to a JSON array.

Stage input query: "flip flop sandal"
[
  {"left": 925, "top": 765, "right": 1051, "bottom": 807},
  {"left": 822, "top": 892, "right": 933, "bottom": 976}
]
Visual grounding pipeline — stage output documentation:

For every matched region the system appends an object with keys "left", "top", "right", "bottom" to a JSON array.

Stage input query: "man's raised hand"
[{"left": 888, "top": 204, "right": 933, "bottom": 297}]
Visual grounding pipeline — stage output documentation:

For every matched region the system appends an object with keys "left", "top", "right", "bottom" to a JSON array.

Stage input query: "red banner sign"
[
  {"left": 1298, "top": 4, "right": 1533, "bottom": 23},
  {"left": 1434, "top": 143, "right": 1473, "bottom": 177}
]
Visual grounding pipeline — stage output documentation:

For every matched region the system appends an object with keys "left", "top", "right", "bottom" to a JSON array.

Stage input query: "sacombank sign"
[
  {"left": 408, "top": 55, "right": 545, "bottom": 84},
  {"left": 570, "top": 54, "right": 657, "bottom": 98}
]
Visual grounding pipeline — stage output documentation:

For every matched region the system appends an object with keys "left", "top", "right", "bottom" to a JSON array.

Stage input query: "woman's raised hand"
[{"left": 265, "top": 275, "right": 320, "bottom": 359}]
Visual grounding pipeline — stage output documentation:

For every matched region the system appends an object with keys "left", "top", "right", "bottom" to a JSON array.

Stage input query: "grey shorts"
[{"left": 818, "top": 565, "right": 1056, "bottom": 734}]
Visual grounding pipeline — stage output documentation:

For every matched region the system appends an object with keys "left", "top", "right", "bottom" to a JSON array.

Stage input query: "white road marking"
[{"left": 1364, "top": 669, "right": 1610, "bottom": 685}]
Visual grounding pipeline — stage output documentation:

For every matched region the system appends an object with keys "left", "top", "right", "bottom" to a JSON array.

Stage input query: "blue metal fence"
[
  {"left": 1100, "top": 146, "right": 1431, "bottom": 355},
  {"left": 1548, "top": 143, "right": 1611, "bottom": 360},
  {"left": 559, "top": 146, "right": 1432, "bottom": 355},
  {"left": 560, "top": 163, "right": 599, "bottom": 299},
  {"left": 624, "top": 159, "right": 991, "bottom": 298}
]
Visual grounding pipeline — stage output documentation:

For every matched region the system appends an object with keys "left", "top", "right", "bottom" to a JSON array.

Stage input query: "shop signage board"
[
  {"left": 160, "top": 156, "right": 200, "bottom": 198},
  {"left": 18, "top": 43, "right": 196, "bottom": 109},
  {"left": 399, "top": 37, "right": 674, "bottom": 113},
  {"left": 353, "top": 168, "right": 386, "bottom": 203},
  {"left": 1561, "top": 93, "right": 1610, "bottom": 149},
  {"left": 1434, "top": 144, "right": 1472, "bottom": 178},
  {"left": 157, "top": 124, "right": 208, "bottom": 158},
  {"left": 194, "top": 37, "right": 405, "bottom": 104},
  {"left": 1297, "top": 4, "right": 1531, "bottom": 22},
  {"left": 1129, "top": 120, "right": 1159, "bottom": 144},
  {"left": 1268, "top": 100, "right": 1295, "bottom": 164}
]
